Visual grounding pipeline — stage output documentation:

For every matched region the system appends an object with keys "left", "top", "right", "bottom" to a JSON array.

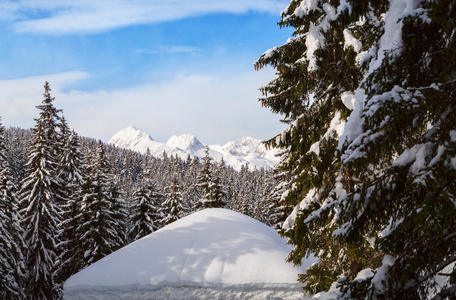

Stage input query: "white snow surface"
[
  {"left": 108, "top": 126, "right": 281, "bottom": 171},
  {"left": 64, "top": 208, "right": 314, "bottom": 299},
  {"left": 368, "top": 0, "right": 420, "bottom": 74}
]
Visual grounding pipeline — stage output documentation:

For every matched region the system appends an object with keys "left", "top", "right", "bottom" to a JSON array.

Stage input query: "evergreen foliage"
[
  {"left": 128, "top": 180, "right": 164, "bottom": 242},
  {"left": 0, "top": 118, "right": 7, "bottom": 163},
  {"left": 4, "top": 127, "right": 30, "bottom": 183},
  {"left": 0, "top": 161, "right": 25, "bottom": 299},
  {"left": 0, "top": 119, "right": 25, "bottom": 299},
  {"left": 268, "top": 170, "right": 292, "bottom": 232},
  {"left": 56, "top": 130, "right": 85, "bottom": 284},
  {"left": 106, "top": 176, "right": 128, "bottom": 248},
  {"left": 257, "top": 0, "right": 456, "bottom": 298},
  {"left": 194, "top": 146, "right": 227, "bottom": 209},
  {"left": 0, "top": 87, "right": 278, "bottom": 298},
  {"left": 19, "top": 82, "right": 63, "bottom": 299},
  {"left": 160, "top": 176, "right": 187, "bottom": 226},
  {"left": 76, "top": 141, "right": 125, "bottom": 267},
  {"left": 127, "top": 149, "right": 164, "bottom": 241},
  {"left": 20, "top": 131, "right": 267, "bottom": 229}
]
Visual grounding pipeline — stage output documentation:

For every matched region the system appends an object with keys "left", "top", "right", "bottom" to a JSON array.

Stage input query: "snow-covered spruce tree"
[
  {"left": 0, "top": 118, "right": 7, "bottom": 164},
  {"left": 257, "top": 0, "right": 456, "bottom": 298},
  {"left": 193, "top": 146, "right": 214, "bottom": 210},
  {"left": 55, "top": 130, "right": 85, "bottom": 284},
  {"left": 71, "top": 152, "right": 96, "bottom": 270},
  {"left": 245, "top": 177, "right": 261, "bottom": 218},
  {"left": 235, "top": 194, "right": 253, "bottom": 217},
  {"left": 332, "top": 1, "right": 456, "bottom": 298},
  {"left": 19, "top": 82, "right": 64, "bottom": 299},
  {"left": 0, "top": 161, "right": 25, "bottom": 299},
  {"left": 0, "top": 119, "right": 25, "bottom": 299},
  {"left": 106, "top": 176, "right": 128, "bottom": 248},
  {"left": 208, "top": 176, "right": 228, "bottom": 207},
  {"left": 194, "top": 146, "right": 227, "bottom": 209},
  {"left": 128, "top": 178, "right": 164, "bottom": 242},
  {"left": 256, "top": 0, "right": 381, "bottom": 293},
  {"left": 77, "top": 141, "right": 125, "bottom": 266},
  {"left": 180, "top": 155, "right": 202, "bottom": 211},
  {"left": 268, "top": 169, "right": 293, "bottom": 232},
  {"left": 4, "top": 127, "right": 30, "bottom": 184},
  {"left": 254, "top": 170, "right": 275, "bottom": 225},
  {"left": 249, "top": 169, "right": 271, "bottom": 223},
  {"left": 128, "top": 150, "right": 164, "bottom": 241},
  {"left": 160, "top": 176, "right": 187, "bottom": 226}
]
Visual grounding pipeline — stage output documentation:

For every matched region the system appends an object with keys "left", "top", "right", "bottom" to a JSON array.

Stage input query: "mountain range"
[{"left": 108, "top": 126, "right": 281, "bottom": 171}]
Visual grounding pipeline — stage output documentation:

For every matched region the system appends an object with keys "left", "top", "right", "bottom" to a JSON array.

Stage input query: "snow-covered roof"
[{"left": 64, "top": 208, "right": 315, "bottom": 299}]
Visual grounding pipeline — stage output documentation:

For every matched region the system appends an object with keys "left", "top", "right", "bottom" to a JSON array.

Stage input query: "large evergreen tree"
[
  {"left": 257, "top": 0, "right": 456, "bottom": 298},
  {"left": 128, "top": 150, "right": 164, "bottom": 241},
  {"left": 128, "top": 180, "right": 164, "bottom": 242},
  {"left": 0, "top": 162, "right": 25, "bottom": 299},
  {"left": 19, "top": 82, "right": 64, "bottom": 299},
  {"left": 0, "top": 119, "right": 25, "bottom": 299},
  {"left": 77, "top": 141, "right": 125, "bottom": 266},
  {"left": 56, "top": 130, "right": 85, "bottom": 284},
  {"left": 256, "top": 0, "right": 365, "bottom": 286},
  {"left": 106, "top": 176, "right": 128, "bottom": 249}
]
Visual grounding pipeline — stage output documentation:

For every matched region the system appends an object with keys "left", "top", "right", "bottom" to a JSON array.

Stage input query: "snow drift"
[{"left": 64, "top": 208, "right": 315, "bottom": 299}]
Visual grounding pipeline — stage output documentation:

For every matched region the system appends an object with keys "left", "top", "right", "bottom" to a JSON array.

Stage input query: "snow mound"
[{"left": 64, "top": 208, "right": 314, "bottom": 299}]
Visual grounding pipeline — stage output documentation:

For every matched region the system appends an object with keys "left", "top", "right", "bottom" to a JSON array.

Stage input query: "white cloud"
[
  {"left": 135, "top": 46, "right": 204, "bottom": 57},
  {"left": 0, "top": 71, "right": 89, "bottom": 128},
  {"left": 8, "top": 0, "right": 287, "bottom": 35},
  {"left": 0, "top": 70, "right": 285, "bottom": 145}
]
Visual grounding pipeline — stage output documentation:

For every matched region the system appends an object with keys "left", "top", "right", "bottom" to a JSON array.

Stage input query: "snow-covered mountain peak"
[
  {"left": 166, "top": 134, "right": 204, "bottom": 152},
  {"left": 108, "top": 126, "right": 156, "bottom": 153},
  {"left": 222, "top": 136, "right": 265, "bottom": 156},
  {"left": 109, "top": 126, "right": 280, "bottom": 171}
]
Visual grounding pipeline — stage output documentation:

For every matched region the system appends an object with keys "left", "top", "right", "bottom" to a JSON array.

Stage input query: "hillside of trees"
[
  {"left": 0, "top": 83, "right": 287, "bottom": 299},
  {"left": 2, "top": 0, "right": 455, "bottom": 299}
]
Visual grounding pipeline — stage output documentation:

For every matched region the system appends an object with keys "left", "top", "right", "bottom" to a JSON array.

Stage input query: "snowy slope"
[
  {"left": 64, "top": 208, "right": 315, "bottom": 299},
  {"left": 108, "top": 126, "right": 281, "bottom": 171}
]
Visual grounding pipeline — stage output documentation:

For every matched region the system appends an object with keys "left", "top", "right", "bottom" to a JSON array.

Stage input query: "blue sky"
[{"left": 0, "top": 0, "right": 292, "bottom": 145}]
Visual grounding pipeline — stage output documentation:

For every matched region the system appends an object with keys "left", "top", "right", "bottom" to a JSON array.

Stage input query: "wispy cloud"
[
  {"left": 0, "top": 70, "right": 285, "bottom": 144},
  {"left": 6, "top": 0, "right": 287, "bottom": 35},
  {"left": 0, "top": 71, "right": 89, "bottom": 128},
  {"left": 135, "top": 46, "right": 204, "bottom": 57}
]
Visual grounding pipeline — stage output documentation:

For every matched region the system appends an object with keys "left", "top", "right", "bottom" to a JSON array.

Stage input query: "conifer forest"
[
  {"left": 1, "top": 0, "right": 456, "bottom": 299},
  {"left": 0, "top": 83, "right": 286, "bottom": 299}
]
